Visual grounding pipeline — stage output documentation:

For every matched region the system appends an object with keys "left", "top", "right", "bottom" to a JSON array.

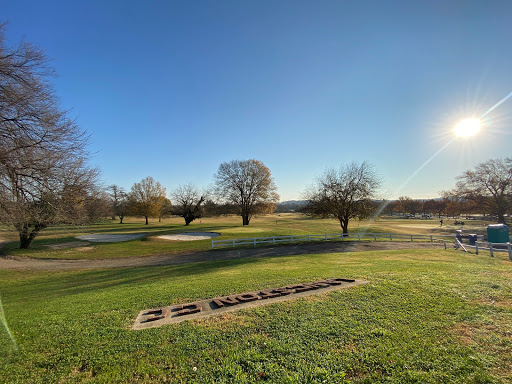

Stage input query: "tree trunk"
[
  {"left": 185, "top": 216, "right": 193, "bottom": 225},
  {"left": 119, "top": 216, "right": 124, "bottom": 224},
  {"left": 242, "top": 215, "right": 250, "bottom": 226},
  {"left": 145, "top": 216, "right": 149, "bottom": 225},
  {"left": 498, "top": 213, "right": 505, "bottom": 224},
  {"left": 339, "top": 218, "right": 349, "bottom": 234},
  {"left": 18, "top": 224, "right": 44, "bottom": 249},
  {"left": 19, "top": 232, "right": 35, "bottom": 249}
]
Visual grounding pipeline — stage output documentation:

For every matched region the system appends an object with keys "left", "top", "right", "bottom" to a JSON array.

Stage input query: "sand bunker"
[
  {"left": 156, "top": 232, "right": 220, "bottom": 241},
  {"left": 76, "top": 233, "right": 146, "bottom": 242}
]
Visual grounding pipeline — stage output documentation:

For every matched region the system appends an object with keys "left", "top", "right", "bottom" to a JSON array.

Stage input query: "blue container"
[{"left": 468, "top": 234, "right": 478, "bottom": 245}]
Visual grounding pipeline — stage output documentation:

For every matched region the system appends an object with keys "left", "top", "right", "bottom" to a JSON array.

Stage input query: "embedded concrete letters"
[{"left": 133, "top": 278, "right": 368, "bottom": 330}]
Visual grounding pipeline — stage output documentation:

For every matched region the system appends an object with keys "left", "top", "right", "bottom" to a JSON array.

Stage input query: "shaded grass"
[{"left": 1, "top": 248, "right": 511, "bottom": 382}]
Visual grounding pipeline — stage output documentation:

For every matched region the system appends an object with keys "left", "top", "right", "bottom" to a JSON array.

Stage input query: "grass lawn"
[
  {"left": 0, "top": 214, "right": 493, "bottom": 260},
  {"left": 1, "top": 247, "right": 511, "bottom": 383}
]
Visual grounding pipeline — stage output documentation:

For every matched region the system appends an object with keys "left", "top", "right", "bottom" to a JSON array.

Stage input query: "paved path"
[{"left": 0, "top": 241, "right": 445, "bottom": 271}]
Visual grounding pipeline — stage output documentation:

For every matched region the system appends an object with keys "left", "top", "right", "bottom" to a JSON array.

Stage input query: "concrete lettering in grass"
[{"left": 133, "top": 278, "right": 368, "bottom": 329}]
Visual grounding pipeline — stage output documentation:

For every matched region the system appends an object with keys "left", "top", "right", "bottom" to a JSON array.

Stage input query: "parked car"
[{"left": 422, "top": 214, "right": 431, "bottom": 219}]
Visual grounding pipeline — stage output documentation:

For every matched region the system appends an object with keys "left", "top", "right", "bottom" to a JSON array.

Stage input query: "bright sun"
[{"left": 454, "top": 118, "right": 481, "bottom": 137}]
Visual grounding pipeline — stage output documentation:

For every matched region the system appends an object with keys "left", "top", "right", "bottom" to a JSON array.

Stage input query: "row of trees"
[
  {"left": 107, "top": 159, "right": 280, "bottom": 227},
  {"left": 107, "top": 179, "right": 202, "bottom": 226},
  {"left": 381, "top": 196, "right": 468, "bottom": 218},
  {"left": 2, "top": 24, "right": 510, "bottom": 249},
  {"left": 380, "top": 158, "right": 512, "bottom": 221},
  {"left": 0, "top": 25, "right": 282, "bottom": 248},
  {"left": 107, "top": 160, "right": 381, "bottom": 237}
]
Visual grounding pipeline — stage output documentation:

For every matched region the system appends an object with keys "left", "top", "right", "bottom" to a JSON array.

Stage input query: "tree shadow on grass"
[{"left": 5, "top": 256, "right": 294, "bottom": 303}]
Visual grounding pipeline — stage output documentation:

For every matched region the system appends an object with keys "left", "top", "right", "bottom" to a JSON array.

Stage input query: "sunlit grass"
[{"left": 0, "top": 248, "right": 511, "bottom": 382}]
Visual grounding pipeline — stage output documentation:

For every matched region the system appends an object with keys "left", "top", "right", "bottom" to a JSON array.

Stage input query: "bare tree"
[
  {"left": 214, "top": 159, "right": 279, "bottom": 226},
  {"left": 170, "top": 184, "right": 206, "bottom": 225},
  {"left": 108, "top": 185, "right": 128, "bottom": 223},
  {"left": 453, "top": 158, "right": 512, "bottom": 223},
  {"left": 304, "top": 161, "right": 381, "bottom": 233},
  {"left": 129, "top": 177, "right": 167, "bottom": 225},
  {"left": 0, "top": 24, "right": 98, "bottom": 248}
]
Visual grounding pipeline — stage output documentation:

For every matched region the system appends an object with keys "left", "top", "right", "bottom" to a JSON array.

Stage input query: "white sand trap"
[
  {"left": 156, "top": 232, "right": 221, "bottom": 241},
  {"left": 76, "top": 233, "right": 147, "bottom": 242}
]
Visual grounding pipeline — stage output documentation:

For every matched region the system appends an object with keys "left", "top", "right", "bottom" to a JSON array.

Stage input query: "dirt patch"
[
  {"left": 451, "top": 321, "right": 512, "bottom": 379},
  {"left": 473, "top": 297, "right": 512, "bottom": 308},
  {"left": 44, "top": 241, "right": 90, "bottom": 250},
  {"left": 451, "top": 323, "right": 478, "bottom": 346}
]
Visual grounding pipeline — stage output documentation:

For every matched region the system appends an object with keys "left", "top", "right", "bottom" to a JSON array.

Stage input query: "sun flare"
[{"left": 454, "top": 118, "right": 481, "bottom": 138}]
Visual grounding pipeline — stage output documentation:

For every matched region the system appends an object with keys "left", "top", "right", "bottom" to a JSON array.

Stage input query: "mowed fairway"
[
  {"left": 1, "top": 246, "right": 512, "bottom": 383},
  {"left": 0, "top": 214, "right": 487, "bottom": 260}
]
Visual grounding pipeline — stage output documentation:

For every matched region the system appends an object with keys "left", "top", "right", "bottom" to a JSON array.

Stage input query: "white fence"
[
  {"left": 456, "top": 240, "right": 512, "bottom": 260},
  {"left": 211, "top": 232, "right": 455, "bottom": 249}
]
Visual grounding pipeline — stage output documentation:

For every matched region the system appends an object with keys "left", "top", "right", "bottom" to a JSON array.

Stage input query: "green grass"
[
  {"left": 1, "top": 248, "right": 511, "bottom": 383},
  {"left": 0, "top": 214, "right": 493, "bottom": 260}
]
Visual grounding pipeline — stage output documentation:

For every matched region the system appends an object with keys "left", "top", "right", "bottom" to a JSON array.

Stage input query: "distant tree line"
[
  {"left": 104, "top": 159, "right": 280, "bottom": 228},
  {"left": 379, "top": 158, "right": 512, "bottom": 223}
]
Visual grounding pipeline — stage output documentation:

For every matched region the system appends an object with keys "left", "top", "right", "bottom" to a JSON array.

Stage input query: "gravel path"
[{"left": 0, "top": 241, "right": 446, "bottom": 271}]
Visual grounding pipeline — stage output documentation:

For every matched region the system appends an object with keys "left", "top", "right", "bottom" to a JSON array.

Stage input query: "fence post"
[
  {"left": 291, "top": 235, "right": 294, "bottom": 243},
  {"left": 430, "top": 235, "right": 433, "bottom": 242},
  {"left": 307, "top": 235, "right": 310, "bottom": 242},
  {"left": 253, "top": 238, "right": 256, "bottom": 247},
  {"left": 273, "top": 237, "right": 275, "bottom": 245},
  {"left": 358, "top": 233, "right": 361, "bottom": 241},
  {"left": 410, "top": 234, "right": 413, "bottom": 242},
  {"left": 508, "top": 242, "right": 511, "bottom": 261},
  {"left": 374, "top": 234, "right": 377, "bottom": 241},
  {"left": 475, "top": 241, "right": 479, "bottom": 255},
  {"left": 489, "top": 242, "right": 494, "bottom": 257},
  {"left": 390, "top": 233, "right": 392, "bottom": 241},
  {"left": 232, "top": 239, "right": 235, "bottom": 248},
  {"left": 341, "top": 233, "right": 343, "bottom": 241}
]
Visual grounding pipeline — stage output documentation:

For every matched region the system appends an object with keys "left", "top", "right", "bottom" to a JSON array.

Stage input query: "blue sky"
[{"left": 2, "top": 0, "right": 512, "bottom": 201}]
